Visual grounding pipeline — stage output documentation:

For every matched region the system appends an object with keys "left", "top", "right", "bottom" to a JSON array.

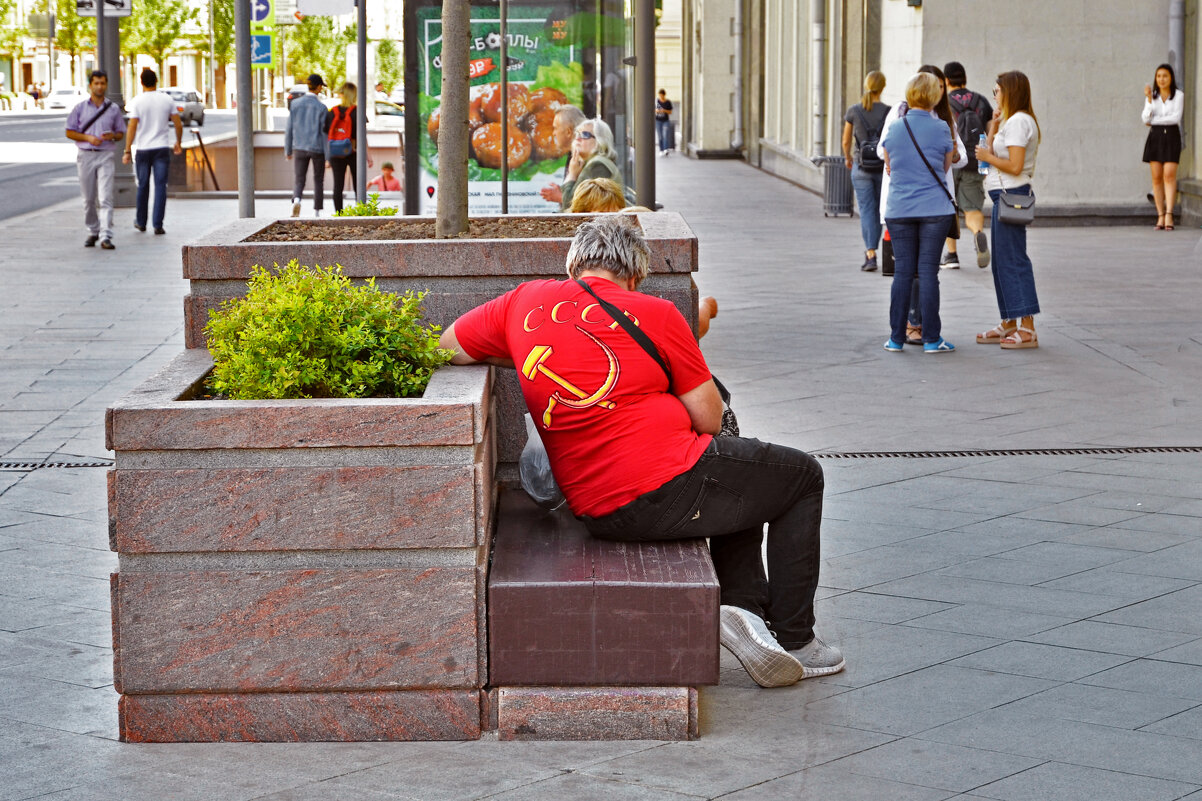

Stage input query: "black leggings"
[{"left": 329, "top": 155, "right": 357, "bottom": 212}]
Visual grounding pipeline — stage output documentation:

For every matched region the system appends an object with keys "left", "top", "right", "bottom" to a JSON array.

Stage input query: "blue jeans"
[
  {"left": 580, "top": 436, "right": 825, "bottom": 649},
  {"left": 885, "top": 215, "right": 953, "bottom": 344},
  {"left": 988, "top": 186, "right": 1040, "bottom": 319},
  {"left": 134, "top": 147, "right": 171, "bottom": 229},
  {"left": 850, "top": 165, "right": 884, "bottom": 252},
  {"left": 656, "top": 118, "right": 674, "bottom": 152}
]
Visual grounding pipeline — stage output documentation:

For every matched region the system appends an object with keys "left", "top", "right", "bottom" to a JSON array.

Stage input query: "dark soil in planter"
[{"left": 245, "top": 217, "right": 602, "bottom": 243}]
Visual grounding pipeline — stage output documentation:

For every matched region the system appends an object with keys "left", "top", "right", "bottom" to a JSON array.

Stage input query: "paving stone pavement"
[{"left": 2, "top": 158, "right": 1202, "bottom": 800}]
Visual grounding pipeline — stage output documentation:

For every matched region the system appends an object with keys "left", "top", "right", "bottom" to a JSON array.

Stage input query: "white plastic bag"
[{"left": 519, "top": 414, "right": 566, "bottom": 510}]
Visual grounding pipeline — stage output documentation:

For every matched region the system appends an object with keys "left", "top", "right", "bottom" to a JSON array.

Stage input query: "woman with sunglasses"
[
  {"left": 974, "top": 71, "right": 1042, "bottom": 350},
  {"left": 558, "top": 119, "right": 625, "bottom": 211}
]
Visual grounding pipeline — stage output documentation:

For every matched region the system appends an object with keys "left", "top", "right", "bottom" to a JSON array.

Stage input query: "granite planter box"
[
  {"left": 180, "top": 213, "right": 700, "bottom": 479},
  {"left": 106, "top": 349, "right": 494, "bottom": 742}
]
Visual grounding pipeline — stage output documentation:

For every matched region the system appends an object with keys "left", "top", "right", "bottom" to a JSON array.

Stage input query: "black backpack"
[
  {"left": 852, "top": 106, "right": 885, "bottom": 172},
  {"left": 948, "top": 90, "right": 987, "bottom": 169}
]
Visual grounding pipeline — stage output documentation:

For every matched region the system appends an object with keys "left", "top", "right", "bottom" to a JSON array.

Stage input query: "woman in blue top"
[{"left": 879, "top": 73, "right": 957, "bottom": 353}]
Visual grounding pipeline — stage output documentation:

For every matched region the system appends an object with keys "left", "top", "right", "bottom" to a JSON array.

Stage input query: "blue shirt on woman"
[{"left": 880, "top": 110, "right": 954, "bottom": 219}]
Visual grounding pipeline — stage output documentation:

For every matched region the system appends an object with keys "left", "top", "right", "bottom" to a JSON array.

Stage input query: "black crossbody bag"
[
  {"left": 902, "top": 116, "right": 960, "bottom": 214},
  {"left": 574, "top": 278, "right": 739, "bottom": 437},
  {"left": 77, "top": 100, "right": 113, "bottom": 136}
]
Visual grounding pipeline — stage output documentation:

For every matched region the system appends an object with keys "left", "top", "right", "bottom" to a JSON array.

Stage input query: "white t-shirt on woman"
[
  {"left": 984, "top": 112, "right": 1039, "bottom": 192},
  {"left": 1141, "top": 91, "right": 1184, "bottom": 126}
]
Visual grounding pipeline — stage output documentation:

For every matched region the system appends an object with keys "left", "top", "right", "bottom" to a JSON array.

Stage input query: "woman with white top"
[
  {"left": 974, "top": 71, "right": 1041, "bottom": 350},
  {"left": 1142, "top": 63, "right": 1184, "bottom": 230}
]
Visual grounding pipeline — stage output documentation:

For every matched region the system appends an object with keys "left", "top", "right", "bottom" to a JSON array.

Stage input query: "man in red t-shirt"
[{"left": 440, "top": 216, "right": 844, "bottom": 688}]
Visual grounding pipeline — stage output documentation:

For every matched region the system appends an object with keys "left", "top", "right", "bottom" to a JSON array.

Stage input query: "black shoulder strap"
[
  {"left": 902, "top": 116, "right": 960, "bottom": 213},
  {"left": 574, "top": 278, "right": 672, "bottom": 385},
  {"left": 78, "top": 100, "right": 112, "bottom": 135},
  {"left": 852, "top": 105, "right": 881, "bottom": 140}
]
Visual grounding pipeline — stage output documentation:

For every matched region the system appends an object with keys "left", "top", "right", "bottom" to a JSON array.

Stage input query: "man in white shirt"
[{"left": 122, "top": 68, "right": 182, "bottom": 235}]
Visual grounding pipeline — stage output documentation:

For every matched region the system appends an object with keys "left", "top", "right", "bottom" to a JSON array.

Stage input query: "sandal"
[
  {"left": 1155, "top": 214, "right": 1165, "bottom": 231},
  {"left": 906, "top": 324, "right": 923, "bottom": 346},
  {"left": 999, "top": 325, "right": 1038, "bottom": 349},
  {"left": 1165, "top": 213, "right": 1175, "bottom": 231},
  {"left": 976, "top": 321, "right": 1016, "bottom": 344}
]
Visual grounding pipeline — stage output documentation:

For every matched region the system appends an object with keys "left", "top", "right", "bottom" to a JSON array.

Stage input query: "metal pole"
[
  {"left": 500, "top": 0, "right": 508, "bottom": 213},
  {"left": 356, "top": 0, "right": 367, "bottom": 203},
  {"left": 96, "top": 0, "right": 105, "bottom": 87},
  {"left": 235, "top": 0, "right": 255, "bottom": 217},
  {"left": 634, "top": 0, "right": 654, "bottom": 210},
  {"left": 209, "top": 0, "right": 216, "bottom": 107},
  {"left": 403, "top": 2, "right": 419, "bottom": 215}
]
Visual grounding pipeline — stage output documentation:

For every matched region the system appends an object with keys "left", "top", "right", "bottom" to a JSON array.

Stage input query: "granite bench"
[{"left": 487, "top": 490, "right": 721, "bottom": 740}]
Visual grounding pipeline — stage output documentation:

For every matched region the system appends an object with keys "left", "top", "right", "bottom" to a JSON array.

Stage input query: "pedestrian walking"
[
  {"left": 122, "top": 68, "right": 182, "bottom": 235},
  {"left": 975, "top": 70, "right": 1042, "bottom": 349},
  {"left": 285, "top": 73, "right": 331, "bottom": 217},
  {"left": 1142, "top": 63, "right": 1184, "bottom": 231},
  {"left": 943, "top": 61, "right": 994, "bottom": 267},
  {"left": 841, "top": 71, "right": 889, "bottom": 271},
  {"left": 326, "top": 82, "right": 372, "bottom": 214},
  {"left": 655, "top": 89, "right": 675, "bottom": 155},
  {"left": 64, "top": 70, "right": 126, "bottom": 250}
]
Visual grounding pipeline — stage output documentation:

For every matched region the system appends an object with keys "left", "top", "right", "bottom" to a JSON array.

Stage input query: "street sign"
[
  {"left": 297, "top": 0, "right": 353, "bottom": 15},
  {"left": 250, "top": 0, "right": 272, "bottom": 25},
  {"left": 251, "top": 33, "right": 276, "bottom": 68},
  {"left": 76, "top": 0, "right": 133, "bottom": 18}
]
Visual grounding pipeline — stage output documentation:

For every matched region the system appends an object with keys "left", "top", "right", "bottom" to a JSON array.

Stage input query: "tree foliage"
[
  {"left": 285, "top": 16, "right": 355, "bottom": 88},
  {"left": 123, "top": 0, "right": 197, "bottom": 76},
  {"left": 0, "top": 0, "right": 28, "bottom": 60},
  {"left": 375, "top": 36, "right": 400, "bottom": 93},
  {"left": 52, "top": 0, "right": 94, "bottom": 85}
]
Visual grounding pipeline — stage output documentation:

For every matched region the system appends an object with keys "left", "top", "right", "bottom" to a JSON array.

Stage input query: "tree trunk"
[
  {"left": 435, "top": 0, "right": 470, "bottom": 238},
  {"left": 216, "top": 63, "right": 227, "bottom": 109}
]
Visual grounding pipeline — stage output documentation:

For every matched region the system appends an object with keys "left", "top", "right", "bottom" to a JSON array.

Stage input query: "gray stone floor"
[{"left": 2, "top": 158, "right": 1202, "bottom": 800}]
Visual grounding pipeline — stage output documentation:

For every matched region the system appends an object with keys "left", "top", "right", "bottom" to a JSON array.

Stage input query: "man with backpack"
[
  {"left": 285, "top": 73, "right": 331, "bottom": 217},
  {"left": 942, "top": 61, "right": 993, "bottom": 269}
]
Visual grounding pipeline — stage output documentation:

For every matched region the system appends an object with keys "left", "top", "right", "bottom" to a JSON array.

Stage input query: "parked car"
[
  {"left": 163, "top": 87, "right": 204, "bottom": 126},
  {"left": 372, "top": 100, "right": 405, "bottom": 130},
  {"left": 45, "top": 87, "right": 88, "bottom": 110}
]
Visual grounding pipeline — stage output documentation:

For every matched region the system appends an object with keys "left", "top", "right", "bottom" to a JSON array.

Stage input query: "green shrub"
[
  {"left": 334, "top": 192, "right": 399, "bottom": 217},
  {"left": 204, "top": 261, "right": 451, "bottom": 399}
]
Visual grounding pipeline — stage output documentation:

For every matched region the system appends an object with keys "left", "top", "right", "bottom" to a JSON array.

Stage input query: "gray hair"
[
  {"left": 566, "top": 215, "right": 650, "bottom": 282},
  {"left": 555, "top": 104, "right": 587, "bottom": 132},
  {"left": 579, "top": 118, "right": 617, "bottom": 161}
]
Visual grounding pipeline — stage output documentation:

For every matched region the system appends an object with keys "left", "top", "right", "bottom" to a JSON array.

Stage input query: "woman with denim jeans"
[
  {"left": 880, "top": 73, "right": 957, "bottom": 353},
  {"left": 975, "top": 71, "right": 1042, "bottom": 349},
  {"left": 842, "top": 72, "right": 889, "bottom": 271}
]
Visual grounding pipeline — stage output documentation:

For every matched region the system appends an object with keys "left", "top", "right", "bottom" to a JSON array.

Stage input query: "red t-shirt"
[{"left": 454, "top": 276, "right": 714, "bottom": 517}]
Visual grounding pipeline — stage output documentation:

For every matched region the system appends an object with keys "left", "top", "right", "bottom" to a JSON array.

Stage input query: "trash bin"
[{"left": 813, "top": 155, "right": 854, "bottom": 217}]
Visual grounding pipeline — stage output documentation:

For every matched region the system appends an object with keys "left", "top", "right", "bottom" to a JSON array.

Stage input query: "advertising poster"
[{"left": 417, "top": 4, "right": 586, "bottom": 215}]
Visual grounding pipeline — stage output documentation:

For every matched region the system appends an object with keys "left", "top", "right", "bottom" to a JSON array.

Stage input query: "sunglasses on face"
[{"left": 576, "top": 130, "right": 596, "bottom": 140}]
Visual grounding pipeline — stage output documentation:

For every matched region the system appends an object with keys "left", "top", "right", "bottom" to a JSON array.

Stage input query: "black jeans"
[
  {"left": 329, "top": 154, "right": 356, "bottom": 212},
  {"left": 581, "top": 436, "right": 824, "bottom": 648},
  {"left": 292, "top": 149, "right": 325, "bottom": 210}
]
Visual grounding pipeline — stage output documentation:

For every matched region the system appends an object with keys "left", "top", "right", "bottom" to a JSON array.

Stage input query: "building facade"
[{"left": 681, "top": 0, "right": 1200, "bottom": 219}]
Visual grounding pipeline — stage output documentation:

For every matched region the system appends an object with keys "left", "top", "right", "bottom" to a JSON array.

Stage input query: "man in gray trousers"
[
  {"left": 284, "top": 73, "right": 330, "bottom": 217},
  {"left": 65, "top": 71, "right": 127, "bottom": 249}
]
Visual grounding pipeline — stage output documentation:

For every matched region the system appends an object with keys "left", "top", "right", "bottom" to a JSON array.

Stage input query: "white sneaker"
[
  {"left": 789, "top": 634, "right": 846, "bottom": 678},
  {"left": 719, "top": 606, "right": 804, "bottom": 688},
  {"left": 290, "top": 199, "right": 301, "bottom": 217}
]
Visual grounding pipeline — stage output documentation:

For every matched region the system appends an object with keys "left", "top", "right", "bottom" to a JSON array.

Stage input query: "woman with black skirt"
[{"left": 1142, "top": 63, "right": 1184, "bottom": 230}]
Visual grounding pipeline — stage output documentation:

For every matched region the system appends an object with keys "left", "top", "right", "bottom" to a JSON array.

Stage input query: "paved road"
[{"left": 0, "top": 109, "right": 237, "bottom": 221}]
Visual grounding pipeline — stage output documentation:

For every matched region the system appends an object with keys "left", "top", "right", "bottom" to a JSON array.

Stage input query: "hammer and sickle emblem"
[{"left": 521, "top": 327, "right": 620, "bottom": 428}]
